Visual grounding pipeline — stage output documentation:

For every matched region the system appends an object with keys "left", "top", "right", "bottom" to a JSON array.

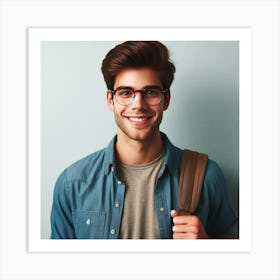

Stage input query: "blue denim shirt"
[{"left": 51, "top": 133, "right": 238, "bottom": 239}]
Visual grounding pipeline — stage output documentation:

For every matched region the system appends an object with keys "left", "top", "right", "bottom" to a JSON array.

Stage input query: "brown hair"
[{"left": 101, "top": 41, "right": 175, "bottom": 90}]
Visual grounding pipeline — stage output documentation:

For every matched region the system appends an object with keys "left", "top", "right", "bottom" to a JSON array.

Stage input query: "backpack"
[{"left": 179, "top": 149, "right": 208, "bottom": 216}]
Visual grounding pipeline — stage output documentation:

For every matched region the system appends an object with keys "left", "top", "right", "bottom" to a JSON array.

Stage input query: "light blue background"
[{"left": 41, "top": 41, "right": 239, "bottom": 239}]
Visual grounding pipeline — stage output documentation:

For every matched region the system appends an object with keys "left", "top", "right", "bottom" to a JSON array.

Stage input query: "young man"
[{"left": 51, "top": 41, "right": 238, "bottom": 239}]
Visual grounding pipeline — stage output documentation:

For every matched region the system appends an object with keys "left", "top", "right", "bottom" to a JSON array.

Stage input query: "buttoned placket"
[
  {"left": 154, "top": 165, "right": 172, "bottom": 239},
  {"left": 108, "top": 165, "right": 125, "bottom": 239}
]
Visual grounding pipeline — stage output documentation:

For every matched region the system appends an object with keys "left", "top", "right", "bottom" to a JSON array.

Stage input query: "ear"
[
  {"left": 106, "top": 90, "right": 114, "bottom": 111},
  {"left": 163, "top": 90, "right": 170, "bottom": 111}
]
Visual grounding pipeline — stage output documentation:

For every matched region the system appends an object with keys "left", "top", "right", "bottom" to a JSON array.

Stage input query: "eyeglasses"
[{"left": 109, "top": 86, "right": 169, "bottom": 106}]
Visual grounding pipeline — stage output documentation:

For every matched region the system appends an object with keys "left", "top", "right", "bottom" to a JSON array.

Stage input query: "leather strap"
[{"left": 179, "top": 149, "right": 208, "bottom": 216}]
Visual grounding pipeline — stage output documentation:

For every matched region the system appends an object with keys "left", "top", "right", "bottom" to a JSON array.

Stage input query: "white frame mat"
[{"left": 28, "top": 27, "right": 252, "bottom": 253}]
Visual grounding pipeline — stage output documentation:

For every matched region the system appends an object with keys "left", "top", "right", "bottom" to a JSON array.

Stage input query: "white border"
[{"left": 28, "top": 27, "right": 252, "bottom": 253}]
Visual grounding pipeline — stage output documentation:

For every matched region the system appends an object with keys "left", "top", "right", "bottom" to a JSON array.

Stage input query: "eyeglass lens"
[{"left": 114, "top": 88, "right": 164, "bottom": 106}]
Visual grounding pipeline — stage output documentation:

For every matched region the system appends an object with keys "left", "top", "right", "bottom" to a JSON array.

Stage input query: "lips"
[
  {"left": 129, "top": 117, "right": 148, "bottom": 123},
  {"left": 125, "top": 116, "right": 151, "bottom": 126}
]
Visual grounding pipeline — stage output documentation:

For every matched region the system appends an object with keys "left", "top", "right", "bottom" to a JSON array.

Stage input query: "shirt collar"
[
  {"left": 103, "top": 132, "right": 181, "bottom": 178},
  {"left": 160, "top": 132, "right": 181, "bottom": 178},
  {"left": 103, "top": 135, "right": 117, "bottom": 175}
]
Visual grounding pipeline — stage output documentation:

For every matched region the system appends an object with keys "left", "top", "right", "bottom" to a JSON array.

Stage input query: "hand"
[{"left": 171, "top": 210, "right": 209, "bottom": 239}]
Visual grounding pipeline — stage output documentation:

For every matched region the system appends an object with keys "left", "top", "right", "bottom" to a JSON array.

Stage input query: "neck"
[{"left": 115, "top": 131, "right": 164, "bottom": 165}]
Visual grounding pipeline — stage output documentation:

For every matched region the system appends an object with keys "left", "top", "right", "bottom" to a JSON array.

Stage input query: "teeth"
[{"left": 129, "top": 117, "right": 147, "bottom": 122}]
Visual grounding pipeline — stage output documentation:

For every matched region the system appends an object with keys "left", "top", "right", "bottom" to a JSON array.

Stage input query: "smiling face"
[{"left": 107, "top": 67, "right": 170, "bottom": 144}]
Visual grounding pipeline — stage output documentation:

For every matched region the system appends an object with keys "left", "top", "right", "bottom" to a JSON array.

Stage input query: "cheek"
[
  {"left": 110, "top": 104, "right": 115, "bottom": 112},
  {"left": 113, "top": 108, "right": 124, "bottom": 122}
]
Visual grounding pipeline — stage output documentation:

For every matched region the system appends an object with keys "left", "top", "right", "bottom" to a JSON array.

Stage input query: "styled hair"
[{"left": 101, "top": 41, "right": 176, "bottom": 90}]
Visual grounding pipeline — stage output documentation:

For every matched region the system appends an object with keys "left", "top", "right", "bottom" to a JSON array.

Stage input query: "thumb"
[{"left": 170, "top": 209, "right": 180, "bottom": 218}]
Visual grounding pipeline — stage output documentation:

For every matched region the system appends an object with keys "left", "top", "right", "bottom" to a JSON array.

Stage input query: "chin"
[{"left": 124, "top": 129, "right": 160, "bottom": 143}]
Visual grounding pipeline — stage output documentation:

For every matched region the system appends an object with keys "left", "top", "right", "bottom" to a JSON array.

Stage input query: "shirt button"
[
  {"left": 160, "top": 207, "right": 165, "bottom": 212},
  {"left": 110, "top": 229, "right": 116, "bottom": 235},
  {"left": 117, "top": 181, "right": 122, "bottom": 185},
  {"left": 111, "top": 166, "right": 114, "bottom": 172},
  {"left": 115, "top": 202, "right": 120, "bottom": 208}
]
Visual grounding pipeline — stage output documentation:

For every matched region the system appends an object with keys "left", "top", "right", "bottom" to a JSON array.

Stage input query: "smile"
[
  {"left": 129, "top": 117, "right": 148, "bottom": 123},
  {"left": 125, "top": 116, "right": 152, "bottom": 126}
]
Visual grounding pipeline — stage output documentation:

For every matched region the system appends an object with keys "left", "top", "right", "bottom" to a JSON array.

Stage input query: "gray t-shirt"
[{"left": 115, "top": 152, "right": 165, "bottom": 239}]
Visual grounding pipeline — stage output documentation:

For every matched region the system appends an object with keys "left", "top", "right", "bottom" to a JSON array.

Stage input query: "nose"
[{"left": 131, "top": 92, "right": 147, "bottom": 108}]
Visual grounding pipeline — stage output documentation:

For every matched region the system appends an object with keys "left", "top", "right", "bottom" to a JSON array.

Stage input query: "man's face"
[{"left": 107, "top": 67, "right": 170, "bottom": 143}]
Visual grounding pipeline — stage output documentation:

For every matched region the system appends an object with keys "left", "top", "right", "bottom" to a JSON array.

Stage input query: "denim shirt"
[{"left": 51, "top": 133, "right": 238, "bottom": 239}]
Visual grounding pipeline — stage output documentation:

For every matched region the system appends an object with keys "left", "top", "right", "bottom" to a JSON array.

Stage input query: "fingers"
[
  {"left": 173, "top": 232, "right": 199, "bottom": 239},
  {"left": 170, "top": 210, "right": 208, "bottom": 239},
  {"left": 172, "top": 223, "right": 198, "bottom": 240},
  {"left": 172, "top": 224, "right": 198, "bottom": 233},
  {"left": 170, "top": 209, "right": 180, "bottom": 218},
  {"left": 172, "top": 212, "right": 199, "bottom": 226}
]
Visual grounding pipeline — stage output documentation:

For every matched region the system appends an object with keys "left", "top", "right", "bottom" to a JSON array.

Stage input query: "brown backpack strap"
[{"left": 179, "top": 149, "right": 208, "bottom": 216}]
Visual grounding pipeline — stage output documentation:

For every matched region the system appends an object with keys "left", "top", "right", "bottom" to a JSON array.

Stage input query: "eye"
[
  {"left": 117, "top": 89, "right": 133, "bottom": 98},
  {"left": 144, "top": 88, "right": 160, "bottom": 97}
]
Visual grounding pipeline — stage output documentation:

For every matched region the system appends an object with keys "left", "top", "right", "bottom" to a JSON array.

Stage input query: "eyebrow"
[{"left": 114, "top": 85, "right": 163, "bottom": 90}]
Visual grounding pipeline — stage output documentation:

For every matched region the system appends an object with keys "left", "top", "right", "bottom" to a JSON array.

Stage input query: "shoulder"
[
  {"left": 57, "top": 148, "right": 107, "bottom": 185},
  {"left": 202, "top": 159, "right": 230, "bottom": 209},
  {"left": 53, "top": 135, "right": 116, "bottom": 196},
  {"left": 204, "top": 159, "right": 225, "bottom": 185},
  {"left": 203, "top": 159, "right": 227, "bottom": 196}
]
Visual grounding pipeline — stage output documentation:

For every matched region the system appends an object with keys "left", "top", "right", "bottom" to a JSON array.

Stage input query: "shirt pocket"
[{"left": 73, "top": 210, "right": 106, "bottom": 239}]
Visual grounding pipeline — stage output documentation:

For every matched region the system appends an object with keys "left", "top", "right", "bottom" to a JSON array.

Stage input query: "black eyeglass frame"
[{"left": 109, "top": 86, "right": 169, "bottom": 106}]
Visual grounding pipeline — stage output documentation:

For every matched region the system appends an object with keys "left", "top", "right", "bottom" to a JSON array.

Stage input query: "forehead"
[{"left": 114, "top": 67, "right": 162, "bottom": 88}]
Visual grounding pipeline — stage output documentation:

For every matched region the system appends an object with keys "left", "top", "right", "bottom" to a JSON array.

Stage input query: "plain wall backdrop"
[{"left": 41, "top": 41, "right": 239, "bottom": 239}]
